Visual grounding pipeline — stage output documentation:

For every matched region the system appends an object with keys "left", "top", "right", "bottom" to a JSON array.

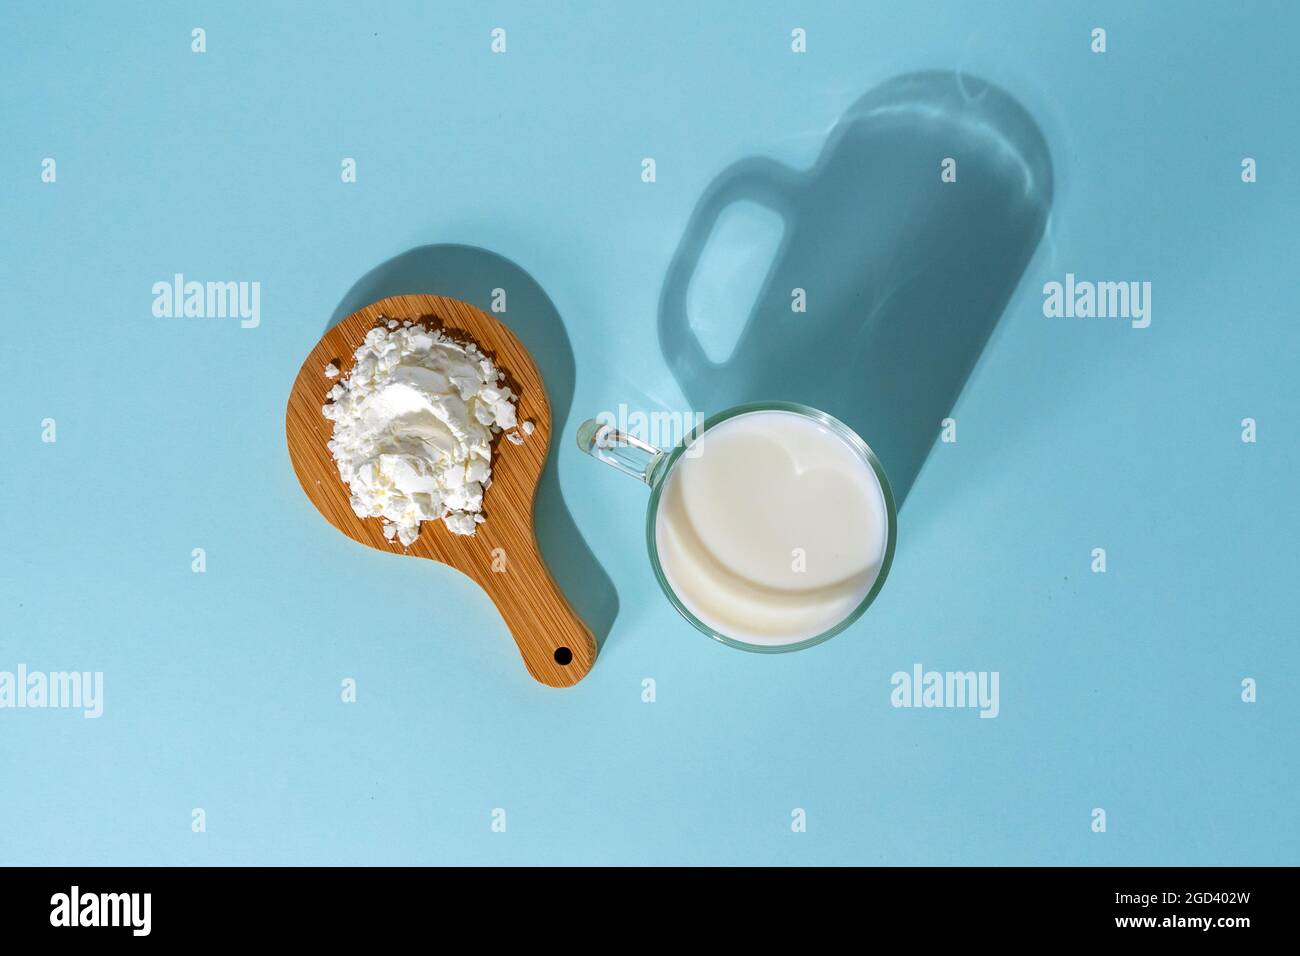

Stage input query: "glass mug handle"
[{"left": 576, "top": 419, "right": 663, "bottom": 485}]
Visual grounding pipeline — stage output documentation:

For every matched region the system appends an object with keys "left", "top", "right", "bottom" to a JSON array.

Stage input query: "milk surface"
[{"left": 654, "top": 410, "right": 889, "bottom": 645}]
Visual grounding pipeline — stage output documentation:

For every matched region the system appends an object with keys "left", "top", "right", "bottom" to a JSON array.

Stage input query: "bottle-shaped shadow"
[
  {"left": 327, "top": 245, "right": 619, "bottom": 648},
  {"left": 659, "top": 70, "right": 1053, "bottom": 507}
]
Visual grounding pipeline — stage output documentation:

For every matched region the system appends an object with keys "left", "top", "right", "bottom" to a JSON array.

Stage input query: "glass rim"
[{"left": 643, "top": 401, "right": 898, "bottom": 654}]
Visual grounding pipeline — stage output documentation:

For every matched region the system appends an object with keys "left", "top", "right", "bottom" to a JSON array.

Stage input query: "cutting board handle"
[{"left": 472, "top": 537, "right": 597, "bottom": 688}]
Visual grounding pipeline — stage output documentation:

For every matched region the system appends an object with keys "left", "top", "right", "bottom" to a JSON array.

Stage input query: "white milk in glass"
[{"left": 654, "top": 410, "right": 889, "bottom": 646}]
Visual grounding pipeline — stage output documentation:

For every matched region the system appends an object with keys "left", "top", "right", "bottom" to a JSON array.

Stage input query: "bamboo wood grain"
[{"left": 285, "top": 294, "right": 596, "bottom": 688}]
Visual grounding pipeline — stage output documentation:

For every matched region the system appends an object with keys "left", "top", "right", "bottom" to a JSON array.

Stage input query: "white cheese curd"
[{"left": 321, "top": 321, "right": 518, "bottom": 546}]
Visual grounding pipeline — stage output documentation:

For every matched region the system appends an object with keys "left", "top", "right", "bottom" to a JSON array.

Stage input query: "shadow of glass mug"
[
  {"left": 657, "top": 71, "right": 1054, "bottom": 509},
  {"left": 576, "top": 401, "right": 897, "bottom": 653}
]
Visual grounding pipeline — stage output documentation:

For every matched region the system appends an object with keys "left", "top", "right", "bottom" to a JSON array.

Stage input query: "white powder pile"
[{"left": 321, "top": 319, "right": 519, "bottom": 545}]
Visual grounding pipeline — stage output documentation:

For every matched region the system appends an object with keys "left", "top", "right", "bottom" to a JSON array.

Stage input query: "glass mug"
[{"left": 576, "top": 401, "right": 897, "bottom": 653}]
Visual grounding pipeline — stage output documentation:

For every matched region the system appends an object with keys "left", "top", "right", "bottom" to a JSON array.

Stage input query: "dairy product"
[
  {"left": 653, "top": 410, "right": 889, "bottom": 645},
  {"left": 321, "top": 320, "right": 519, "bottom": 545}
]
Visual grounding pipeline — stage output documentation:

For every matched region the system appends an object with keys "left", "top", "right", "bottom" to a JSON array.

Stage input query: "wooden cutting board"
[{"left": 285, "top": 294, "right": 596, "bottom": 688}]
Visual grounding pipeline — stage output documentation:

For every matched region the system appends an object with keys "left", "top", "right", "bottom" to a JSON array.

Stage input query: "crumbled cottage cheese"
[{"left": 321, "top": 320, "right": 519, "bottom": 546}]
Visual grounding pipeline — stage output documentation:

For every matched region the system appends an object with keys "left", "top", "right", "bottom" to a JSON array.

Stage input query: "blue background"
[{"left": 3, "top": 1, "right": 1297, "bottom": 865}]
